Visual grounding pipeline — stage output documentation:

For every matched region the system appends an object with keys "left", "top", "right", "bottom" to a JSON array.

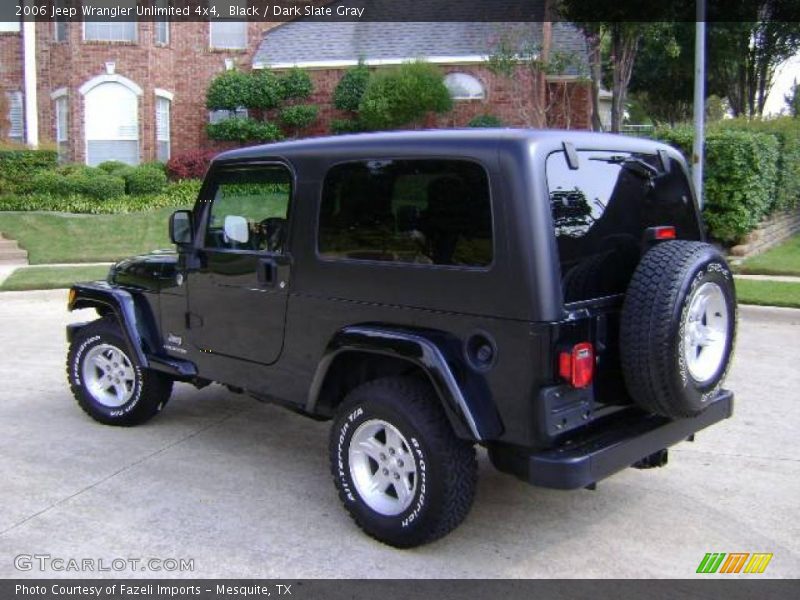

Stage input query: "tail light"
[
  {"left": 645, "top": 225, "right": 676, "bottom": 242},
  {"left": 558, "top": 342, "right": 595, "bottom": 388}
]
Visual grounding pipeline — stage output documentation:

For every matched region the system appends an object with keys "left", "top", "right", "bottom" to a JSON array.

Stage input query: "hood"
[{"left": 109, "top": 249, "right": 179, "bottom": 292}]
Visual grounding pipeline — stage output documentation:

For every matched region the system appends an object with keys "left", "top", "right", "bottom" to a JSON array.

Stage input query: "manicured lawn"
[
  {"left": 736, "top": 279, "right": 800, "bottom": 309},
  {"left": 739, "top": 235, "right": 800, "bottom": 277},
  {"left": 0, "top": 208, "right": 175, "bottom": 264},
  {"left": 0, "top": 265, "right": 110, "bottom": 291}
]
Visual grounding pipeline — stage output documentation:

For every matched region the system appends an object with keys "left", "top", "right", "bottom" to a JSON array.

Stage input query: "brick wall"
[
  {"left": 3, "top": 23, "right": 592, "bottom": 162},
  {"left": 730, "top": 208, "right": 800, "bottom": 258}
]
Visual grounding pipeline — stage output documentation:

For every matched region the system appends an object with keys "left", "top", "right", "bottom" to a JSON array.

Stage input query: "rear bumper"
[{"left": 489, "top": 390, "right": 733, "bottom": 490}]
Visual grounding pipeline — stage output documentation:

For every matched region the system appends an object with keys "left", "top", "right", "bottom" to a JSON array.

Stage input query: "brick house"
[{"left": 0, "top": 16, "right": 591, "bottom": 165}]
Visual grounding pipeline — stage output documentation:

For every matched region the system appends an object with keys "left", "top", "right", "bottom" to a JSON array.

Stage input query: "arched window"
[
  {"left": 444, "top": 73, "right": 485, "bottom": 100},
  {"left": 82, "top": 77, "right": 140, "bottom": 166}
]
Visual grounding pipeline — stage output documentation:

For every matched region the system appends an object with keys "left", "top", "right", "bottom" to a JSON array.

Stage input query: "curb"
[{"left": 738, "top": 303, "right": 800, "bottom": 324}]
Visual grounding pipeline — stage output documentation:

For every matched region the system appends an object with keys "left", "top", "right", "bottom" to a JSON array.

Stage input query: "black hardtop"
[{"left": 213, "top": 128, "right": 683, "bottom": 165}]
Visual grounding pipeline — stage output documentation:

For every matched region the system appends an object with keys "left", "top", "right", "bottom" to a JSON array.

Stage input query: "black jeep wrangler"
[{"left": 66, "top": 130, "right": 736, "bottom": 547}]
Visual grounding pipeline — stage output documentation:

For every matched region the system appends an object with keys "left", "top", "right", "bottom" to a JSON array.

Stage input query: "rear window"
[
  {"left": 547, "top": 150, "right": 701, "bottom": 303},
  {"left": 319, "top": 159, "right": 493, "bottom": 267}
]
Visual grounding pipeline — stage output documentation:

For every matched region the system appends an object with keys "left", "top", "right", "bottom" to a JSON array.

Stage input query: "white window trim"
[
  {"left": 50, "top": 87, "right": 68, "bottom": 100},
  {"left": 80, "top": 74, "right": 143, "bottom": 97},
  {"left": 55, "top": 96, "right": 69, "bottom": 143},
  {"left": 444, "top": 73, "right": 486, "bottom": 101},
  {"left": 253, "top": 55, "right": 489, "bottom": 70},
  {"left": 209, "top": 21, "right": 247, "bottom": 51},
  {"left": 156, "top": 95, "right": 171, "bottom": 161},
  {"left": 154, "top": 88, "right": 174, "bottom": 101}
]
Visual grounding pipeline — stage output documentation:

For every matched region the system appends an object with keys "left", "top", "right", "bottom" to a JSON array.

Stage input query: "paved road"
[{"left": 0, "top": 290, "right": 798, "bottom": 579}]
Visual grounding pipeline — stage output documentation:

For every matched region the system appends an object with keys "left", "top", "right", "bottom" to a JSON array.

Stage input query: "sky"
[{"left": 764, "top": 53, "right": 800, "bottom": 115}]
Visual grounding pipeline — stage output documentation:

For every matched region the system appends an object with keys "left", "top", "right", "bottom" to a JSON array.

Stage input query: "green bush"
[
  {"left": 468, "top": 114, "right": 504, "bottom": 128},
  {"left": 655, "top": 125, "right": 780, "bottom": 243},
  {"left": 279, "top": 104, "right": 319, "bottom": 132},
  {"left": 27, "top": 170, "right": 76, "bottom": 196},
  {"left": 330, "top": 118, "right": 366, "bottom": 135},
  {"left": 206, "top": 117, "right": 283, "bottom": 143},
  {"left": 280, "top": 68, "right": 313, "bottom": 101},
  {"left": 206, "top": 70, "right": 254, "bottom": 111},
  {"left": 67, "top": 170, "right": 126, "bottom": 199},
  {"left": 714, "top": 117, "right": 800, "bottom": 212},
  {"left": 249, "top": 70, "right": 283, "bottom": 110},
  {"left": 359, "top": 61, "right": 453, "bottom": 130},
  {"left": 333, "top": 63, "right": 371, "bottom": 112},
  {"left": 0, "top": 148, "right": 58, "bottom": 194},
  {"left": 0, "top": 180, "right": 202, "bottom": 214},
  {"left": 125, "top": 165, "right": 168, "bottom": 195}
]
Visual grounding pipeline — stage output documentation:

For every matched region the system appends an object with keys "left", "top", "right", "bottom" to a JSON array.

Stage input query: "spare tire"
[{"left": 620, "top": 240, "right": 736, "bottom": 418}]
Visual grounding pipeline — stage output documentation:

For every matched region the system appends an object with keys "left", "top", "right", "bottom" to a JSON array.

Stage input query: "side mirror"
[
  {"left": 169, "top": 210, "right": 193, "bottom": 245},
  {"left": 224, "top": 215, "right": 249, "bottom": 244}
]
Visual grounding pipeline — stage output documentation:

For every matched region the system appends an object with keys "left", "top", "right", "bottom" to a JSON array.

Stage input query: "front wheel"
[
  {"left": 67, "top": 317, "right": 173, "bottom": 426},
  {"left": 330, "top": 377, "right": 477, "bottom": 548}
]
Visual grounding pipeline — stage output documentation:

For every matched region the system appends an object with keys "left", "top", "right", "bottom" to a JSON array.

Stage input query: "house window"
[
  {"left": 444, "top": 73, "right": 485, "bottom": 100},
  {"left": 84, "top": 82, "right": 139, "bottom": 166},
  {"left": 84, "top": 2, "right": 137, "bottom": 42},
  {"left": 6, "top": 91, "right": 24, "bottom": 143},
  {"left": 156, "top": 96, "right": 171, "bottom": 161},
  {"left": 210, "top": 0, "right": 247, "bottom": 51},
  {"left": 209, "top": 108, "right": 248, "bottom": 123},
  {"left": 154, "top": 0, "right": 169, "bottom": 45},
  {"left": 53, "top": 0, "right": 67, "bottom": 41},
  {"left": 55, "top": 95, "right": 69, "bottom": 161}
]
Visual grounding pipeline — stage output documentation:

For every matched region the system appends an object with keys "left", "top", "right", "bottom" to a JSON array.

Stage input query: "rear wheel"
[
  {"left": 67, "top": 317, "right": 173, "bottom": 426},
  {"left": 620, "top": 241, "right": 736, "bottom": 418},
  {"left": 330, "top": 377, "right": 477, "bottom": 548}
]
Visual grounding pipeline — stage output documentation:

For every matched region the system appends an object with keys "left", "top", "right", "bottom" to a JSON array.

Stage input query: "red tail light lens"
[
  {"left": 653, "top": 226, "right": 676, "bottom": 240},
  {"left": 558, "top": 342, "right": 595, "bottom": 388}
]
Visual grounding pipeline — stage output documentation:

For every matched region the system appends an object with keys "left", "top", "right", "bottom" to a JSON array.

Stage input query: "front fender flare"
[{"left": 307, "top": 325, "right": 504, "bottom": 442}]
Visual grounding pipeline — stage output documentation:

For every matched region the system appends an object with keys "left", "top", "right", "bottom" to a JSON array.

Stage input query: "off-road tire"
[
  {"left": 620, "top": 241, "right": 736, "bottom": 418},
  {"left": 330, "top": 376, "right": 477, "bottom": 548},
  {"left": 67, "top": 317, "right": 173, "bottom": 426}
]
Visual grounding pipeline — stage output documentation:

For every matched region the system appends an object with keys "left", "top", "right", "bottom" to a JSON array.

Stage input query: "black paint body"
[{"left": 68, "top": 129, "right": 733, "bottom": 489}]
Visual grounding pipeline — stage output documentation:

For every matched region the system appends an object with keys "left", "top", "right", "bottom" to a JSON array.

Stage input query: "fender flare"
[
  {"left": 67, "top": 282, "right": 197, "bottom": 378},
  {"left": 306, "top": 325, "right": 504, "bottom": 442}
]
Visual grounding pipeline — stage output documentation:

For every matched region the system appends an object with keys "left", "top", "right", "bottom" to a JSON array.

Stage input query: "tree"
[
  {"left": 708, "top": 2, "right": 800, "bottom": 118},
  {"left": 358, "top": 61, "right": 452, "bottom": 130},
  {"left": 785, "top": 78, "right": 800, "bottom": 116}
]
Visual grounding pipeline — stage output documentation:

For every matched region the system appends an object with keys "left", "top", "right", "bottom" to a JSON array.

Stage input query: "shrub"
[
  {"left": 330, "top": 118, "right": 366, "bottom": 135},
  {"left": 97, "top": 160, "right": 130, "bottom": 175},
  {"left": 166, "top": 150, "right": 217, "bottom": 180},
  {"left": 280, "top": 68, "right": 313, "bottom": 101},
  {"left": 66, "top": 170, "right": 126, "bottom": 199},
  {"left": 655, "top": 125, "right": 780, "bottom": 243},
  {"left": 0, "top": 180, "right": 202, "bottom": 214},
  {"left": 206, "top": 70, "right": 253, "bottom": 111},
  {"left": 279, "top": 104, "right": 319, "bottom": 135},
  {"left": 359, "top": 61, "right": 453, "bottom": 130},
  {"left": 125, "top": 165, "right": 168, "bottom": 195},
  {"left": 0, "top": 148, "right": 58, "bottom": 193},
  {"left": 468, "top": 114, "right": 504, "bottom": 128},
  {"left": 206, "top": 117, "right": 283, "bottom": 143},
  {"left": 26, "top": 170, "right": 76, "bottom": 196},
  {"left": 714, "top": 117, "right": 800, "bottom": 212},
  {"left": 333, "top": 62, "right": 371, "bottom": 112},
  {"left": 249, "top": 70, "right": 283, "bottom": 110}
]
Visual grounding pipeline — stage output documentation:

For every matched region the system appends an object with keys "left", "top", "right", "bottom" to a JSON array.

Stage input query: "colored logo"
[{"left": 696, "top": 552, "right": 773, "bottom": 574}]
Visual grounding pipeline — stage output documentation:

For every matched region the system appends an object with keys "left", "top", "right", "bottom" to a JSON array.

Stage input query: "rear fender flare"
[{"left": 307, "top": 325, "right": 504, "bottom": 442}]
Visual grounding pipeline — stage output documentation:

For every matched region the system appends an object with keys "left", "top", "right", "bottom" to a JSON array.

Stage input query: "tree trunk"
[
  {"left": 537, "top": 19, "right": 553, "bottom": 128},
  {"left": 587, "top": 30, "right": 603, "bottom": 131},
  {"left": 610, "top": 25, "right": 640, "bottom": 133}
]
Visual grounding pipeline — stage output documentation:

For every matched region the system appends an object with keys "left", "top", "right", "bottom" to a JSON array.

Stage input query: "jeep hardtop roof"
[{"left": 213, "top": 128, "right": 682, "bottom": 164}]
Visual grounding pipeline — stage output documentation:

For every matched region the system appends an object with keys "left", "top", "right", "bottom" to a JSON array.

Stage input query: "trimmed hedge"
[
  {"left": 0, "top": 148, "right": 59, "bottom": 194},
  {"left": 468, "top": 114, "right": 504, "bottom": 127},
  {"left": 655, "top": 126, "right": 780, "bottom": 243},
  {"left": 125, "top": 165, "right": 168, "bottom": 195},
  {"left": 24, "top": 168, "right": 126, "bottom": 200},
  {"left": 0, "top": 180, "right": 202, "bottom": 214},
  {"left": 333, "top": 63, "right": 371, "bottom": 112},
  {"left": 206, "top": 117, "right": 283, "bottom": 143}
]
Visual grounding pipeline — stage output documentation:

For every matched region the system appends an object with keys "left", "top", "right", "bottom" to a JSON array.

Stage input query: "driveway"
[{"left": 0, "top": 290, "right": 798, "bottom": 578}]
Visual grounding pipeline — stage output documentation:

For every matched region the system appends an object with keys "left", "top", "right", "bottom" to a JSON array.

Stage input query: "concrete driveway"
[{"left": 0, "top": 289, "right": 798, "bottom": 579}]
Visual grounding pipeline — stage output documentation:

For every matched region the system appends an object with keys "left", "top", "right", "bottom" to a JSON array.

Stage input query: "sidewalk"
[
  {"left": 734, "top": 273, "right": 800, "bottom": 283},
  {"left": 0, "top": 262, "right": 113, "bottom": 286}
]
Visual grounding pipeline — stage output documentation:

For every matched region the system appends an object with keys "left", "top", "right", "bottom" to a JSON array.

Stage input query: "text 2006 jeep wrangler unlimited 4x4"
[{"left": 66, "top": 130, "right": 736, "bottom": 547}]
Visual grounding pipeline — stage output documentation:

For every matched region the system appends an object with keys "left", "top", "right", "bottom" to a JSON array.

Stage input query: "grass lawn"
[
  {"left": 0, "top": 208, "right": 176, "bottom": 264},
  {"left": 736, "top": 279, "right": 800, "bottom": 309},
  {"left": 0, "top": 265, "right": 110, "bottom": 291},
  {"left": 739, "top": 234, "right": 800, "bottom": 277}
]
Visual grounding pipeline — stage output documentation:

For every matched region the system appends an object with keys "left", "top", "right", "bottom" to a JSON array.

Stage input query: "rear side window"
[
  {"left": 319, "top": 159, "right": 493, "bottom": 267},
  {"left": 547, "top": 150, "right": 701, "bottom": 303}
]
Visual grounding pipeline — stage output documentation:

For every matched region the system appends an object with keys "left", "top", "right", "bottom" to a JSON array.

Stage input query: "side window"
[
  {"left": 204, "top": 166, "right": 291, "bottom": 253},
  {"left": 319, "top": 159, "right": 493, "bottom": 267}
]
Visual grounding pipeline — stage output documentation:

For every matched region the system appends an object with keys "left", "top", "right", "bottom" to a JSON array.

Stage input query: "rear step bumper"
[{"left": 489, "top": 390, "right": 733, "bottom": 490}]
